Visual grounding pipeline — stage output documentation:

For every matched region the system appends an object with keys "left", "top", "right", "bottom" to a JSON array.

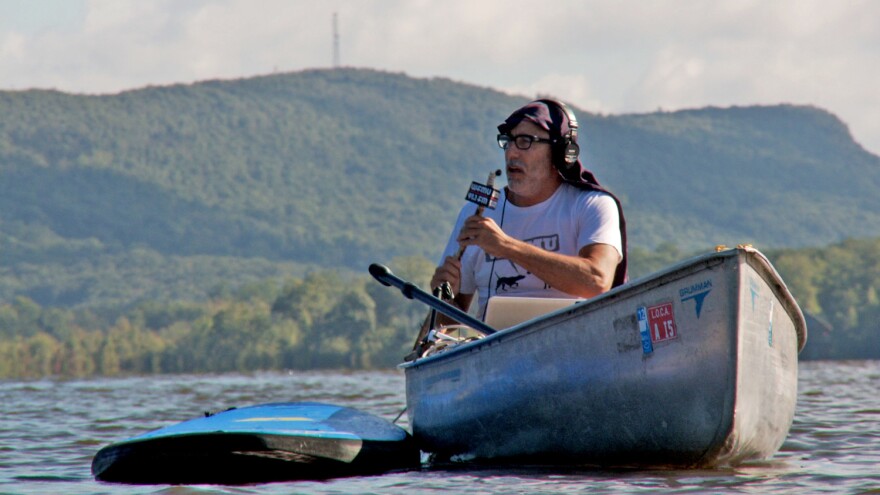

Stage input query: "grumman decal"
[
  {"left": 680, "top": 279, "right": 712, "bottom": 318},
  {"left": 749, "top": 277, "right": 761, "bottom": 311}
]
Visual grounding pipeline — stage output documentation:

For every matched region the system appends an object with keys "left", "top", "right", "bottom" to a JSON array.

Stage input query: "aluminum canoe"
[{"left": 402, "top": 247, "right": 807, "bottom": 467}]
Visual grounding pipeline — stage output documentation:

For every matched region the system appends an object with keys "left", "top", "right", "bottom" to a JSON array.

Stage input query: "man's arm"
[
  {"left": 457, "top": 215, "right": 620, "bottom": 298},
  {"left": 500, "top": 241, "right": 619, "bottom": 298}
]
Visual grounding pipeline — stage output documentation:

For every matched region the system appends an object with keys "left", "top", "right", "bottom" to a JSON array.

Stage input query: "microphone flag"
[{"left": 465, "top": 181, "right": 500, "bottom": 209}]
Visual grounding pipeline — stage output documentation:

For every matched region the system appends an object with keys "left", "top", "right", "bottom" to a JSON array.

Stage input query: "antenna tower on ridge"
[{"left": 332, "top": 12, "right": 340, "bottom": 68}]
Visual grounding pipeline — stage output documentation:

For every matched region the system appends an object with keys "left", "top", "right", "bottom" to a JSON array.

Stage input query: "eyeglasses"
[{"left": 497, "top": 134, "right": 555, "bottom": 150}]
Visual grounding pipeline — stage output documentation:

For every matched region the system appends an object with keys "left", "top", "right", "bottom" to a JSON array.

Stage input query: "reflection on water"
[{"left": 0, "top": 361, "right": 878, "bottom": 494}]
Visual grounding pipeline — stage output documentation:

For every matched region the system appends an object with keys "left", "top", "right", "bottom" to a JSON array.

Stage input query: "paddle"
[{"left": 368, "top": 263, "right": 497, "bottom": 337}]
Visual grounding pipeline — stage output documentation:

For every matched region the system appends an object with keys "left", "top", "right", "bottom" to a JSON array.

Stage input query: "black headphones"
[{"left": 537, "top": 98, "right": 580, "bottom": 172}]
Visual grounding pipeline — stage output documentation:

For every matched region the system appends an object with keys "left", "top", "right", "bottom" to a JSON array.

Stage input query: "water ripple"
[{"left": 1, "top": 362, "right": 879, "bottom": 494}]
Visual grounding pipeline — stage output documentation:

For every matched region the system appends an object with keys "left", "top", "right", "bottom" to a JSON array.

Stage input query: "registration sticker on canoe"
[
  {"left": 637, "top": 307, "right": 653, "bottom": 354},
  {"left": 646, "top": 303, "right": 677, "bottom": 343}
]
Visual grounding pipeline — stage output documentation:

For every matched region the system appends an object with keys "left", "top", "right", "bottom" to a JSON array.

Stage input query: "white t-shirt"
[{"left": 439, "top": 183, "right": 622, "bottom": 317}]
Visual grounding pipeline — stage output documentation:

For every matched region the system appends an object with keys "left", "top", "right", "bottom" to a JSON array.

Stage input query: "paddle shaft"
[{"left": 368, "top": 263, "right": 497, "bottom": 336}]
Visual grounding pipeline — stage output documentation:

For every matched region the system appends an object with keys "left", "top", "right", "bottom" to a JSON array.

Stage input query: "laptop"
[{"left": 483, "top": 296, "right": 583, "bottom": 330}]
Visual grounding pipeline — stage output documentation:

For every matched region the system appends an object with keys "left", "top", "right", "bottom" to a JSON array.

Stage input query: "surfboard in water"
[{"left": 92, "top": 402, "right": 419, "bottom": 484}]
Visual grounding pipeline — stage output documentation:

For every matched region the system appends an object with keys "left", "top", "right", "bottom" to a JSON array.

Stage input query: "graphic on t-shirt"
[
  {"left": 487, "top": 234, "right": 560, "bottom": 293},
  {"left": 495, "top": 273, "right": 526, "bottom": 292},
  {"left": 532, "top": 233, "right": 560, "bottom": 252}
]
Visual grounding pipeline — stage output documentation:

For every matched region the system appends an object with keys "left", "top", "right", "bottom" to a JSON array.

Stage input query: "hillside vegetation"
[
  {"left": 2, "top": 237, "right": 879, "bottom": 379},
  {"left": 1, "top": 68, "right": 879, "bottom": 372},
  {"left": 2, "top": 68, "right": 879, "bottom": 309}
]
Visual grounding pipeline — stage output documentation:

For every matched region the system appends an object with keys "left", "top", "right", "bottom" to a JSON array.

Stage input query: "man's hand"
[
  {"left": 429, "top": 256, "right": 474, "bottom": 317},
  {"left": 456, "top": 214, "right": 510, "bottom": 257},
  {"left": 430, "top": 256, "right": 462, "bottom": 295}
]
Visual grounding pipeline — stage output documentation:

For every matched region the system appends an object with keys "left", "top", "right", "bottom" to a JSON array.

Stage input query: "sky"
[{"left": 1, "top": 0, "right": 878, "bottom": 155}]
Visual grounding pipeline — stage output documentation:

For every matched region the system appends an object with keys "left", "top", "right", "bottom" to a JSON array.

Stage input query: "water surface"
[{"left": 1, "top": 361, "right": 878, "bottom": 494}]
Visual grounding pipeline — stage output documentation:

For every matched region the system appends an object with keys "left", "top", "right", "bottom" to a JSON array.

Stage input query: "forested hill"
[{"left": 2, "top": 68, "right": 879, "bottom": 308}]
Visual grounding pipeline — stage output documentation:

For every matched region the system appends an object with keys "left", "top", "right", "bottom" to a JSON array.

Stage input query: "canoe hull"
[{"left": 404, "top": 248, "right": 805, "bottom": 467}]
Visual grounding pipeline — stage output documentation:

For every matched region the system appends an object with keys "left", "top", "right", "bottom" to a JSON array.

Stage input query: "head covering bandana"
[{"left": 498, "top": 100, "right": 629, "bottom": 287}]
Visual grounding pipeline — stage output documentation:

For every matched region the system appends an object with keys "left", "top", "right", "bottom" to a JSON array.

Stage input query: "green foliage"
[
  {"left": 626, "top": 242, "right": 698, "bottom": 280},
  {"left": 0, "top": 238, "right": 878, "bottom": 378},
  {"left": 766, "top": 238, "right": 880, "bottom": 359},
  {"left": 0, "top": 70, "right": 513, "bottom": 289},
  {"left": 2, "top": 69, "right": 880, "bottom": 311},
  {"left": 0, "top": 255, "right": 430, "bottom": 378},
  {"left": 1, "top": 68, "right": 879, "bottom": 374}
]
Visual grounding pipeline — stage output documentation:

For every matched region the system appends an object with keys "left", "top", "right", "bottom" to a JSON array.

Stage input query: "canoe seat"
[{"left": 484, "top": 296, "right": 582, "bottom": 330}]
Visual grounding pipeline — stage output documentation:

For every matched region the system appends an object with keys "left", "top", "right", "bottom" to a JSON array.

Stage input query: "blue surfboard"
[{"left": 92, "top": 402, "right": 419, "bottom": 484}]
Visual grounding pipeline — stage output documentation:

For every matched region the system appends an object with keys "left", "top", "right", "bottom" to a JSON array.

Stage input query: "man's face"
[{"left": 504, "top": 120, "right": 559, "bottom": 204}]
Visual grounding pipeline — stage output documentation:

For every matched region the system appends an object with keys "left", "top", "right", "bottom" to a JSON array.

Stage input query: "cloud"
[
  {"left": 613, "top": 1, "right": 880, "bottom": 150},
  {"left": 1, "top": 31, "right": 26, "bottom": 59},
  {"left": 500, "top": 74, "right": 612, "bottom": 115}
]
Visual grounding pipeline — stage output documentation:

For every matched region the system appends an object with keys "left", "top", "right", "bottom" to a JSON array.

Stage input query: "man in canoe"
[{"left": 430, "top": 99, "right": 628, "bottom": 319}]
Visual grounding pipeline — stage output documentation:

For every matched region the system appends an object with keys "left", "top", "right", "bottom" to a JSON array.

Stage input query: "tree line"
[
  {"left": 0, "top": 257, "right": 433, "bottom": 379},
  {"left": 1, "top": 238, "right": 879, "bottom": 379},
  {"left": 768, "top": 238, "right": 880, "bottom": 359},
  {"left": 4, "top": 69, "right": 880, "bottom": 315}
]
